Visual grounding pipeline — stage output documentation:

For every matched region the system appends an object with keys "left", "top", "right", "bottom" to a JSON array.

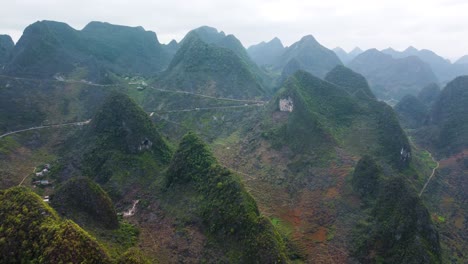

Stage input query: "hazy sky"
[{"left": 1, "top": 0, "right": 467, "bottom": 61}]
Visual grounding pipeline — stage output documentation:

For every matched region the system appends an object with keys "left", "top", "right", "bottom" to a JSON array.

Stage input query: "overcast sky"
[{"left": 1, "top": 0, "right": 467, "bottom": 61}]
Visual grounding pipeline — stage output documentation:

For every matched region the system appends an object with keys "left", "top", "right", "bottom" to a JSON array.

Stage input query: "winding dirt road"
[
  {"left": 0, "top": 120, "right": 91, "bottom": 139},
  {"left": 419, "top": 151, "right": 440, "bottom": 197}
]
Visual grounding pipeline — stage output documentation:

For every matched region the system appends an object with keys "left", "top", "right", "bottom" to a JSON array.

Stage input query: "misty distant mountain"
[
  {"left": 277, "top": 35, "right": 342, "bottom": 79},
  {"left": 3, "top": 20, "right": 172, "bottom": 82},
  {"left": 349, "top": 49, "right": 438, "bottom": 101},
  {"left": 247, "top": 37, "right": 285, "bottom": 67},
  {"left": 394, "top": 94, "right": 429, "bottom": 129},
  {"left": 0, "top": 34, "right": 14, "bottom": 65},
  {"left": 455, "top": 55, "right": 468, "bottom": 64},
  {"left": 163, "top": 39, "right": 179, "bottom": 57},
  {"left": 333, "top": 47, "right": 363, "bottom": 64},
  {"left": 349, "top": 47, "right": 363, "bottom": 57},
  {"left": 381, "top": 46, "right": 468, "bottom": 82}
]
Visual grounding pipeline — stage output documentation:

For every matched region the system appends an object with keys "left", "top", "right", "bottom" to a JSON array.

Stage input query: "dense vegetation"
[
  {"left": 64, "top": 92, "right": 172, "bottom": 198},
  {"left": 2, "top": 21, "right": 172, "bottom": 82},
  {"left": 324, "top": 65, "right": 375, "bottom": 99},
  {"left": 353, "top": 177, "right": 441, "bottom": 263},
  {"left": 263, "top": 70, "right": 410, "bottom": 169},
  {"left": 51, "top": 177, "right": 119, "bottom": 229},
  {"left": 166, "top": 132, "right": 287, "bottom": 262},
  {"left": 2, "top": 20, "right": 463, "bottom": 262},
  {"left": 0, "top": 187, "right": 112, "bottom": 263},
  {"left": 0, "top": 76, "right": 115, "bottom": 134},
  {"left": 351, "top": 155, "right": 382, "bottom": 202},
  {"left": 156, "top": 31, "right": 267, "bottom": 99}
]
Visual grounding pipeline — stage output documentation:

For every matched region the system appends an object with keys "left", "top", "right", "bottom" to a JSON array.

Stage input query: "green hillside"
[
  {"left": 3, "top": 20, "right": 171, "bottom": 82},
  {"left": 324, "top": 65, "right": 375, "bottom": 100},
  {"left": 51, "top": 176, "right": 119, "bottom": 229},
  {"left": 165, "top": 132, "right": 287, "bottom": 262},
  {"left": 64, "top": 92, "right": 172, "bottom": 198},
  {"left": 264, "top": 70, "right": 410, "bottom": 169},
  {"left": 0, "top": 187, "right": 112, "bottom": 263},
  {"left": 155, "top": 31, "right": 267, "bottom": 99},
  {"left": 354, "top": 176, "right": 441, "bottom": 263}
]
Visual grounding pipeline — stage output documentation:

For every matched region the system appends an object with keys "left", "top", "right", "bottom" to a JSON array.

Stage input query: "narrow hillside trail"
[
  {"left": 0, "top": 74, "right": 268, "bottom": 104},
  {"left": 149, "top": 103, "right": 265, "bottom": 114},
  {"left": 147, "top": 86, "right": 267, "bottom": 104},
  {"left": 0, "top": 74, "right": 115, "bottom": 87},
  {"left": 17, "top": 167, "right": 36, "bottom": 186},
  {"left": 0, "top": 120, "right": 91, "bottom": 139},
  {"left": 419, "top": 151, "right": 440, "bottom": 197}
]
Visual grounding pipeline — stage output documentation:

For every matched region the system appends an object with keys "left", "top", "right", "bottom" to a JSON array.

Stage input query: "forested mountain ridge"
[
  {"left": 2, "top": 20, "right": 172, "bottom": 82},
  {"left": 1, "top": 19, "right": 465, "bottom": 263}
]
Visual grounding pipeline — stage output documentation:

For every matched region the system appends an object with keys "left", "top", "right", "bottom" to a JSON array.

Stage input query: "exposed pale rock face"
[{"left": 279, "top": 97, "right": 293, "bottom": 112}]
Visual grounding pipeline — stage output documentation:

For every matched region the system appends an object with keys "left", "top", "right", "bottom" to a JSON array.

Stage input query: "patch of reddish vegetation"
[
  {"left": 453, "top": 213, "right": 464, "bottom": 229},
  {"left": 219, "top": 138, "right": 359, "bottom": 262},
  {"left": 439, "top": 149, "right": 468, "bottom": 168},
  {"left": 311, "top": 226, "right": 328, "bottom": 242},
  {"left": 131, "top": 201, "right": 206, "bottom": 263},
  {"left": 325, "top": 187, "right": 338, "bottom": 199}
]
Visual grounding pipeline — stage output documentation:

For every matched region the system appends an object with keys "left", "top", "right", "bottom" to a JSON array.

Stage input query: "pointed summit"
[
  {"left": 299, "top": 34, "right": 318, "bottom": 44},
  {"left": 0, "top": 34, "right": 14, "bottom": 64},
  {"left": 157, "top": 31, "right": 267, "bottom": 99},
  {"left": 349, "top": 47, "right": 363, "bottom": 56},
  {"left": 188, "top": 26, "right": 226, "bottom": 44},
  {"left": 89, "top": 92, "right": 171, "bottom": 160},
  {"left": 247, "top": 37, "right": 285, "bottom": 66},
  {"left": 270, "top": 37, "right": 283, "bottom": 47},
  {"left": 404, "top": 46, "right": 419, "bottom": 53}
]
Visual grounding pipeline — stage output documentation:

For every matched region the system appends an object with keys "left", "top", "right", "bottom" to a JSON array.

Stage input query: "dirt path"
[
  {"left": 151, "top": 103, "right": 265, "bottom": 114},
  {"left": 0, "top": 74, "right": 267, "bottom": 104},
  {"left": 419, "top": 151, "right": 440, "bottom": 197},
  {"left": 0, "top": 120, "right": 91, "bottom": 139},
  {"left": 123, "top": 200, "right": 140, "bottom": 217},
  {"left": 18, "top": 167, "right": 36, "bottom": 186},
  {"left": 148, "top": 86, "right": 267, "bottom": 104}
]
